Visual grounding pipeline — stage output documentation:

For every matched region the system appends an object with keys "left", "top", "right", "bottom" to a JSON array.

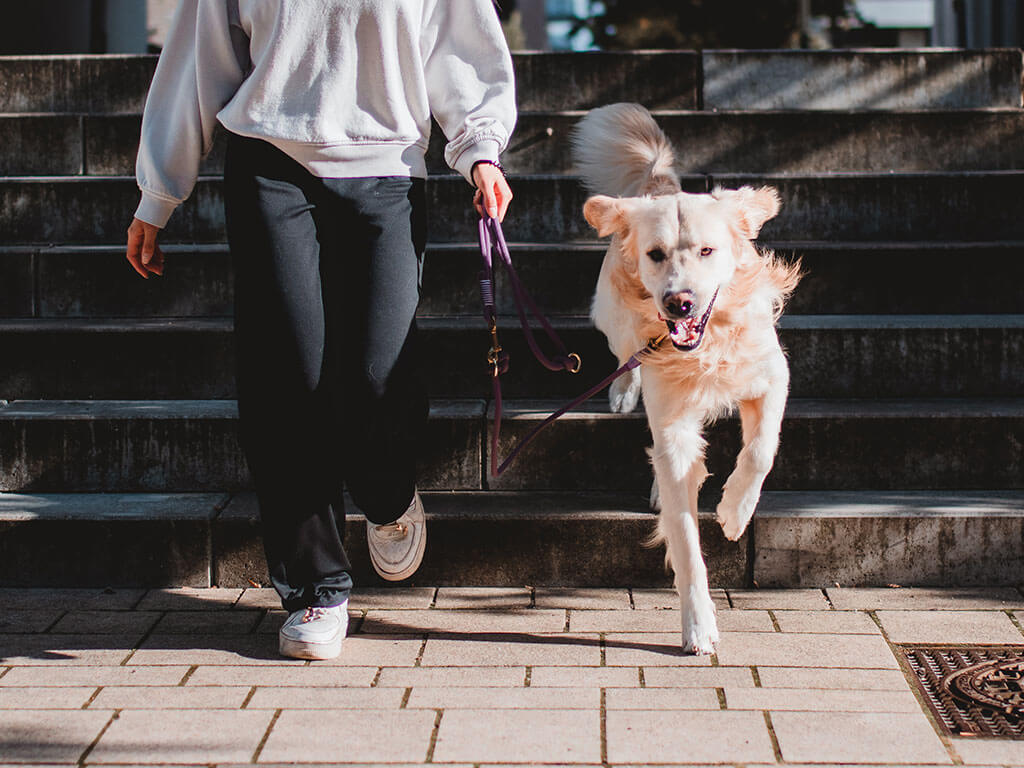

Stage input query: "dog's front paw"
[
  {"left": 716, "top": 490, "right": 756, "bottom": 541},
  {"left": 683, "top": 624, "right": 720, "bottom": 655},
  {"left": 681, "top": 599, "right": 719, "bottom": 655},
  {"left": 716, "top": 505, "right": 744, "bottom": 541},
  {"left": 609, "top": 369, "right": 640, "bottom": 413}
]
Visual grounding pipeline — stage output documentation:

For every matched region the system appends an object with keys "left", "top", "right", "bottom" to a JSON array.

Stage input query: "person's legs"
[
  {"left": 224, "top": 133, "right": 352, "bottom": 614},
  {"left": 318, "top": 176, "right": 429, "bottom": 526}
]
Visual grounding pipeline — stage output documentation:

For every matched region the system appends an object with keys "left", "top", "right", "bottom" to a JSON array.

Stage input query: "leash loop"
[
  {"left": 478, "top": 217, "right": 581, "bottom": 374},
  {"left": 477, "top": 215, "right": 669, "bottom": 477}
]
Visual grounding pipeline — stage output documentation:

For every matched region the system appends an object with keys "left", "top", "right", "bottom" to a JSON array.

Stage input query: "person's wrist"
[{"left": 472, "top": 159, "right": 506, "bottom": 183}]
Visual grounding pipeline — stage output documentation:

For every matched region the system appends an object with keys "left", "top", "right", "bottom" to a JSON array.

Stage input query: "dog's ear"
[
  {"left": 583, "top": 195, "right": 629, "bottom": 238},
  {"left": 713, "top": 186, "right": 780, "bottom": 240}
]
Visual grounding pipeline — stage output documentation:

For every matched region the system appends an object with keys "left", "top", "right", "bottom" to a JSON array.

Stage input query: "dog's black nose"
[{"left": 663, "top": 291, "right": 695, "bottom": 318}]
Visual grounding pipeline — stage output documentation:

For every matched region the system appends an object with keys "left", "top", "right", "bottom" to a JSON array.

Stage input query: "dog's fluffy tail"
[{"left": 570, "top": 103, "right": 680, "bottom": 198}]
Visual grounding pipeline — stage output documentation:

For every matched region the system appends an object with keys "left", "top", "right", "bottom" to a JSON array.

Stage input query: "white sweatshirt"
[{"left": 135, "top": 0, "right": 517, "bottom": 228}]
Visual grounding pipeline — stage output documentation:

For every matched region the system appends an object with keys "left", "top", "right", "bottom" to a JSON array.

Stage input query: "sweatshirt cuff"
[
  {"left": 134, "top": 192, "right": 178, "bottom": 229},
  {"left": 452, "top": 139, "right": 503, "bottom": 185}
]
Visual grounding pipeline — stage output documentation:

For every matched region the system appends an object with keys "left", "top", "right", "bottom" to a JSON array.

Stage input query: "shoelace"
[
  {"left": 373, "top": 521, "right": 409, "bottom": 541},
  {"left": 301, "top": 606, "right": 330, "bottom": 623}
]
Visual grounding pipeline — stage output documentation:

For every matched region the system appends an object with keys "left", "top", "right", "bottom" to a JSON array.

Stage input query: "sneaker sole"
[
  {"left": 372, "top": 522, "right": 427, "bottom": 582},
  {"left": 279, "top": 634, "right": 342, "bottom": 660}
]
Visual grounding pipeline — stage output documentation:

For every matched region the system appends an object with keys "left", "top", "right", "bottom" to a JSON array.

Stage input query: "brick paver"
[
  {"left": 135, "top": 587, "right": 243, "bottom": 611},
  {"left": 772, "top": 609, "right": 882, "bottom": 634},
  {"left": 534, "top": 587, "right": 631, "bottom": 609},
  {"left": 1, "top": 586, "right": 1021, "bottom": 765},
  {"left": 606, "top": 709, "right": 777, "bottom": 763},
  {"left": 433, "top": 709, "right": 600, "bottom": 763},
  {"left": 88, "top": 709, "right": 273, "bottom": 764},
  {"left": 434, "top": 586, "right": 532, "bottom": 608},
  {"left": 604, "top": 686, "right": 722, "bottom": 709},
  {"left": 715, "top": 631, "right": 900, "bottom": 668},
  {"left": 754, "top": 665, "right": 911, "bottom": 690},
  {"left": 827, "top": 586, "right": 1024, "bottom": 610},
  {"left": 877, "top": 609, "right": 1024, "bottom": 643},
  {"left": 722, "top": 685, "right": 921, "bottom": 712},
  {"left": 0, "top": 686, "right": 97, "bottom": 708},
  {"left": 729, "top": 588, "right": 831, "bottom": 610},
  {"left": 0, "top": 608, "right": 63, "bottom": 633},
  {"left": 50, "top": 610, "right": 163, "bottom": 634},
  {"left": 0, "top": 664, "right": 190, "bottom": 686},
  {"left": 405, "top": 685, "right": 601, "bottom": 709},
  {"left": 89, "top": 685, "right": 251, "bottom": 709},
  {"left": 770, "top": 711, "right": 953, "bottom": 764},
  {"left": 419, "top": 633, "right": 600, "bottom": 666},
  {"left": 0, "top": 709, "right": 113, "bottom": 762},
  {"left": 954, "top": 737, "right": 1024, "bottom": 765},
  {"left": 258, "top": 710, "right": 436, "bottom": 763}
]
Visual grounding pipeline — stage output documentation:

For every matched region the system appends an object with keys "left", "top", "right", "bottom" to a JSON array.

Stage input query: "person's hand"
[
  {"left": 126, "top": 217, "right": 164, "bottom": 279},
  {"left": 472, "top": 161, "right": 512, "bottom": 222}
]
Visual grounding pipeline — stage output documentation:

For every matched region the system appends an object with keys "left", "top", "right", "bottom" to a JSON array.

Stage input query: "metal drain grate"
[{"left": 902, "top": 645, "right": 1024, "bottom": 738}]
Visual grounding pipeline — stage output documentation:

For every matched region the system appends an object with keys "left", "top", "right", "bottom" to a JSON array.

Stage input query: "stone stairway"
[{"left": 1, "top": 50, "right": 1022, "bottom": 590}]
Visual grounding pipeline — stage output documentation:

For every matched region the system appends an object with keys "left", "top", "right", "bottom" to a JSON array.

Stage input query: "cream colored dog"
[{"left": 571, "top": 104, "right": 800, "bottom": 653}]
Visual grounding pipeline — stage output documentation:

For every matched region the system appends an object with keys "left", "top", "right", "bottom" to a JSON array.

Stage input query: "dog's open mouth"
[{"left": 659, "top": 289, "right": 718, "bottom": 351}]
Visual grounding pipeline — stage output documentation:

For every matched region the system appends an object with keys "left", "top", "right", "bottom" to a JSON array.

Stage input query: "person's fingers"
[
  {"left": 495, "top": 176, "right": 513, "bottom": 223},
  {"left": 473, "top": 188, "right": 486, "bottom": 219},
  {"left": 146, "top": 244, "right": 165, "bottom": 276},
  {"left": 126, "top": 218, "right": 164, "bottom": 279},
  {"left": 125, "top": 221, "right": 150, "bottom": 279},
  {"left": 472, "top": 164, "right": 502, "bottom": 219},
  {"left": 141, "top": 224, "right": 158, "bottom": 266}
]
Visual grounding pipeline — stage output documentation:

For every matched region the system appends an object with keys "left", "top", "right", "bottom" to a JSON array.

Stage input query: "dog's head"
[{"left": 583, "top": 186, "right": 781, "bottom": 350}]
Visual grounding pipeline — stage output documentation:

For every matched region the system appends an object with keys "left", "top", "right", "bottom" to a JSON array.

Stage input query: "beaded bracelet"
[{"left": 471, "top": 159, "right": 507, "bottom": 179}]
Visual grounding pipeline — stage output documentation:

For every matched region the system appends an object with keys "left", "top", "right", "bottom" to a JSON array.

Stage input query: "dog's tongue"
[{"left": 665, "top": 316, "right": 701, "bottom": 346}]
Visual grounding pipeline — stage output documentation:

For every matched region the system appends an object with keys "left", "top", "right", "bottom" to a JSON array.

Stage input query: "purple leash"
[{"left": 477, "top": 216, "right": 666, "bottom": 477}]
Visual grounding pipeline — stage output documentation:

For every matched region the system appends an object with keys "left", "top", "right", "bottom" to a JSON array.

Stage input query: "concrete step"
[
  {"left": 486, "top": 398, "right": 1024, "bottom": 493},
  {"left": 1, "top": 489, "right": 1021, "bottom": 588},
  {"left": 754, "top": 490, "right": 1024, "bottom": 587},
  {"left": 4, "top": 172, "right": 1022, "bottom": 245},
  {"left": 0, "top": 491, "right": 732, "bottom": 588},
  {"left": 1, "top": 315, "right": 1022, "bottom": 400},
  {"left": 0, "top": 52, "right": 698, "bottom": 114},
  {"left": 702, "top": 49, "right": 1024, "bottom": 110},
  {"left": 0, "top": 398, "right": 1020, "bottom": 493},
  {"left": 3, "top": 241, "right": 1022, "bottom": 319},
  {"left": 0, "top": 399, "right": 482, "bottom": 493},
  {"left": 8, "top": 109, "right": 1024, "bottom": 176},
  {"left": 2, "top": 50, "right": 1019, "bottom": 114}
]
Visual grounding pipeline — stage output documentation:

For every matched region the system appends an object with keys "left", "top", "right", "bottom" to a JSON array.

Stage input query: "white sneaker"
[
  {"left": 366, "top": 491, "right": 427, "bottom": 581},
  {"left": 278, "top": 602, "right": 348, "bottom": 660}
]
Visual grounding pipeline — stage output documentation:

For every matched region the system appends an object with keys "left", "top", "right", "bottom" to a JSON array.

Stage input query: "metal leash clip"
[
  {"left": 487, "top": 319, "right": 503, "bottom": 378},
  {"left": 645, "top": 332, "right": 669, "bottom": 355}
]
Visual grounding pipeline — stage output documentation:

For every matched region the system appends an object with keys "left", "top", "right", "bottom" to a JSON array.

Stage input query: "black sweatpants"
[{"left": 224, "top": 133, "right": 429, "bottom": 613}]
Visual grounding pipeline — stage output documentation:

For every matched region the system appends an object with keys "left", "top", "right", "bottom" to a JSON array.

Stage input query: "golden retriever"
[{"left": 571, "top": 104, "right": 800, "bottom": 653}]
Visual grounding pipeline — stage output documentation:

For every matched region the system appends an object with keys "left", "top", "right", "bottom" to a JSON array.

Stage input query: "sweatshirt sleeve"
[
  {"left": 134, "top": 0, "right": 247, "bottom": 228},
  {"left": 420, "top": 0, "right": 517, "bottom": 185}
]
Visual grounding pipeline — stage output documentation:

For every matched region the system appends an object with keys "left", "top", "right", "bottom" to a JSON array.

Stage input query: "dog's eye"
[
  {"left": 699, "top": 246, "right": 714, "bottom": 257},
  {"left": 647, "top": 248, "right": 667, "bottom": 262}
]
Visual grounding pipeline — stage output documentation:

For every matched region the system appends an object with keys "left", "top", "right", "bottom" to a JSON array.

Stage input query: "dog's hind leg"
[
  {"left": 650, "top": 415, "right": 718, "bottom": 654},
  {"left": 717, "top": 348, "right": 789, "bottom": 541}
]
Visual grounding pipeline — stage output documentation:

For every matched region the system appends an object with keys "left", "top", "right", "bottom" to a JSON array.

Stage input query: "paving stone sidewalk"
[{"left": 2, "top": 586, "right": 1024, "bottom": 765}]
